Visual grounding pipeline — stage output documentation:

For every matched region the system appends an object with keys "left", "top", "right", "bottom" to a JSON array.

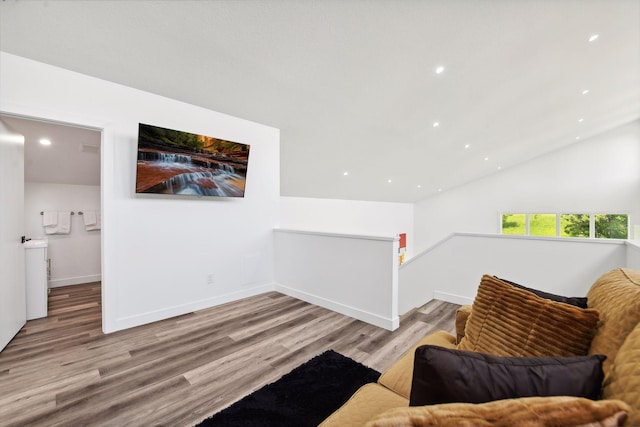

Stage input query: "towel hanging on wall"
[
  {"left": 57, "top": 211, "right": 71, "bottom": 234},
  {"left": 83, "top": 210, "right": 97, "bottom": 226},
  {"left": 42, "top": 211, "right": 58, "bottom": 228},
  {"left": 44, "top": 211, "right": 71, "bottom": 235},
  {"left": 83, "top": 210, "right": 101, "bottom": 231}
]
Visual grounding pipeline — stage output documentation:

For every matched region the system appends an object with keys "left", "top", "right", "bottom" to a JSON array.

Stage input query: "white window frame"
[{"left": 499, "top": 212, "right": 630, "bottom": 240}]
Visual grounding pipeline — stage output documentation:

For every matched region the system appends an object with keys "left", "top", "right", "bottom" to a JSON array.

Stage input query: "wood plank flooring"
[{"left": 0, "top": 282, "right": 459, "bottom": 427}]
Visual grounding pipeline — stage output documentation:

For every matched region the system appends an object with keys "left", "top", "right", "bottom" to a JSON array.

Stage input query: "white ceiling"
[
  {"left": 1, "top": 0, "right": 639, "bottom": 202},
  {"left": 0, "top": 115, "right": 101, "bottom": 186}
]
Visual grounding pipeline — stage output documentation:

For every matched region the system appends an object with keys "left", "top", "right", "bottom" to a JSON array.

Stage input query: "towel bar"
[{"left": 40, "top": 211, "right": 75, "bottom": 215}]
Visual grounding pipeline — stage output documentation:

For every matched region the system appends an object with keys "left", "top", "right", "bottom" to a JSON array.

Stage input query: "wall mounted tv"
[{"left": 135, "top": 123, "right": 250, "bottom": 198}]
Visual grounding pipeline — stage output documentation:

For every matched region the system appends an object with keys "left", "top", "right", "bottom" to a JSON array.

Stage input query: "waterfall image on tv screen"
[{"left": 136, "top": 123, "right": 250, "bottom": 198}]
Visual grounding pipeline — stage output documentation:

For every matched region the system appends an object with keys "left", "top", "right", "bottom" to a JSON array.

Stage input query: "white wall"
[
  {"left": 414, "top": 121, "right": 640, "bottom": 253},
  {"left": 399, "top": 233, "right": 628, "bottom": 314},
  {"left": 24, "top": 182, "right": 101, "bottom": 287},
  {"left": 1, "top": 52, "right": 280, "bottom": 333},
  {"left": 280, "top": 196, "right": 414, "bottom": 257},
  {"left": 274, "top": 229, "right": 399, "bottom": 330},
  {"left": 627, "top": 241, "right": 640, "bottom": 269}
]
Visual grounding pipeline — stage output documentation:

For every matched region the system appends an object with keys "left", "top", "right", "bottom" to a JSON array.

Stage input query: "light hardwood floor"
[{"left": 0, "top": 282, "right": 458, "bottom": 427}]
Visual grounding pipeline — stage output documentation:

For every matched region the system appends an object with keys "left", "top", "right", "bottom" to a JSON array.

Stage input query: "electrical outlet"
[{"left": 206, "top": 274, "right": 215, "bottom": 285}]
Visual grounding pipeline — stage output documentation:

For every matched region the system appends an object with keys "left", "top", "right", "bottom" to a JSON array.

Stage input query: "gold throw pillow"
[{"left": 457, "top": 275, "right": 599, "bottom": 357}]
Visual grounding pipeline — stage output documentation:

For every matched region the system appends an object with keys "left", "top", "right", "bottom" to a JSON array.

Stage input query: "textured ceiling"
[{"left": 1, "top": 0, "right": 639, "bottom": 202}]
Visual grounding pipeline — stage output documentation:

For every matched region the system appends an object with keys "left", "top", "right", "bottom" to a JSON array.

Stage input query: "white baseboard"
[
  {"left": 49, "top": 274, "right": 102, "bottom": 288},
  {"left": 433, "top": 291, "right": 474, "bottom": 306},
  {"left": 274, "top": 283, "right": 399, "bottom": 331},
  {"left": 111, "top": 283, "right": 274, "bottom": 333}
]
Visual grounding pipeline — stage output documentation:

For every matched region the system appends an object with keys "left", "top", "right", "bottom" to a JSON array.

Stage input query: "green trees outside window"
[
  {"left": 501, "top": 214, "right": 525, "bottom": 235},
  {"left": 501, "top": 213, "right": 628, "bottom": 239},
  {"left": 594, "top": 214, "right": 629, "bottom": 239},
  {"left": 561, "top": 214, "right": 590, "bottom": 238}
]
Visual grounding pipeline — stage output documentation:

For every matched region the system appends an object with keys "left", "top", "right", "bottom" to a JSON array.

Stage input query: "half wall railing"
[
  {"left": 274, "top": 228, "right": 400, "bottom": 330},
  {"left": 273, "top": 229, "right": 639, "bottom": 329},
  {"left": 399, "top": 233, "right": 632, "bottom": 314}
]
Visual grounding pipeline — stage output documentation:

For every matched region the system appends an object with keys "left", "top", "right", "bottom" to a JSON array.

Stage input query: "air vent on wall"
[{"left": 80, "top": 144, "right": 99, "bottom": 154}]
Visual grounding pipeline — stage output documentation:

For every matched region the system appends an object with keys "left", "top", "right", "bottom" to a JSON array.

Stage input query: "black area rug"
[{"left": 195, "top": 350, "right": 380, "bottom": 427}]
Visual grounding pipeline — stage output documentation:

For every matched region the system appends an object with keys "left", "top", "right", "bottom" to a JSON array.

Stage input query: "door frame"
[{"left": 0, "top": 105, "right": 110, "bottom": 333}]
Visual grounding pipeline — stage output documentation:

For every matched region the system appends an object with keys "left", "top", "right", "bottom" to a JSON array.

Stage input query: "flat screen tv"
[{"left": 135, "top": 123, "right": 250, "bottom": 198}]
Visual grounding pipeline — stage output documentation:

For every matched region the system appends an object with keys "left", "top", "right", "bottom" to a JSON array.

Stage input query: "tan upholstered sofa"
[{"left": 320, "top": 268, "right": 640, "bottom": 427}]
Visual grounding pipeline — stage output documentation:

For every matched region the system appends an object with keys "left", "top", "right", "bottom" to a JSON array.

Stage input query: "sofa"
[{"left": 320, "top": 268, "right": 640, "bottom": 426}]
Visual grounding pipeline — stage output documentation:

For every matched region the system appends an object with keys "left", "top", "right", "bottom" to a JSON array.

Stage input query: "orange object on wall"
[{"left": 398, "top": 233, "right": 407, "bottom": 265}]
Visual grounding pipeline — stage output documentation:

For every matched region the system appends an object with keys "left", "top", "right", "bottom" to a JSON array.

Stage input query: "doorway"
[{"left": 0, "top": 114, "right": 102, "bottom": 325}]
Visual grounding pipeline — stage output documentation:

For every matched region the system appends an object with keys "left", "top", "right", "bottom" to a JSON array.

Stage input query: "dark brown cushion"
[
  {"left": 495, "top": 276, "right": 588, "bottom": 308},
  {"left": 457, "top": 275, "right": 600, "bottom": 357},
  {"left": 409, "top": 345, "right": 605, "bottom": 406}
]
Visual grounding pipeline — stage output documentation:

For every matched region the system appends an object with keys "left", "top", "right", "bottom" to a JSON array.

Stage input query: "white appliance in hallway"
[{"left": 24, "top": 239, "right": 48, "bottom": 320}]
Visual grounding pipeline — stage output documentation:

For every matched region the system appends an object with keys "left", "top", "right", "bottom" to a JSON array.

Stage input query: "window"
[
  {"left": 560, "top": 214, "right": 590, "bottom": 238},
  {"left": 501, "top": 214, "right": 525, "bottom": 235},
  {"left": 595, "top": 214, "right": 629, "bottom": 239},
  {"left": 500, "top": 213, "right": 629, "bottom": 239},
  {"left": 529, "top": 214, "right": 556, "bottom": 237}
]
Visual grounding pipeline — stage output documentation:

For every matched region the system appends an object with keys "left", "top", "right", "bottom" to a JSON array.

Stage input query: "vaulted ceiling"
[{"left": 1, "top": 0, "right": 639, "bottom": 202}]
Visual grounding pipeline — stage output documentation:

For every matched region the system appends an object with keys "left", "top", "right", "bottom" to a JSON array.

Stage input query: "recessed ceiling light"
[
  {"left": 582, "top": 89, "right": 590, "bottom": 95},
  {"left": 343, "top": 171, "right": 349, "bottom": 176},
  {"left": 484, "top": 156, "right": 489, "bottom": 161},
  {"left": 438, "top": 188, "right": 443, "bottom": 192},
  {"left": 435, "top": 65, "right": 445, "bottom": 74},
  {"left": 497, "top": 166, "right": 502, "bottom": 170},
  {"left": 39, "top": 138, "right": 51, "bottom": 146},
  {"left": 433, "top": 122, "right": 440, "bottom": 128},
  {"left": 417, "top": 184, "right": 422, "bottom": 189},
  {"left": 578, "top": 118, "right": 584, "bottom": 123},
  {"left": 387, "top": 179, "right": 392, "bottom": 183},
  {"left": 588, "top": 34, "right": 599, "bottom": 43},
  {"left": 576, "top": 136, "right": 581, "bottom": 140},
  {"left": 464, "top": 144, "right": 470, "bottom": 149}
]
